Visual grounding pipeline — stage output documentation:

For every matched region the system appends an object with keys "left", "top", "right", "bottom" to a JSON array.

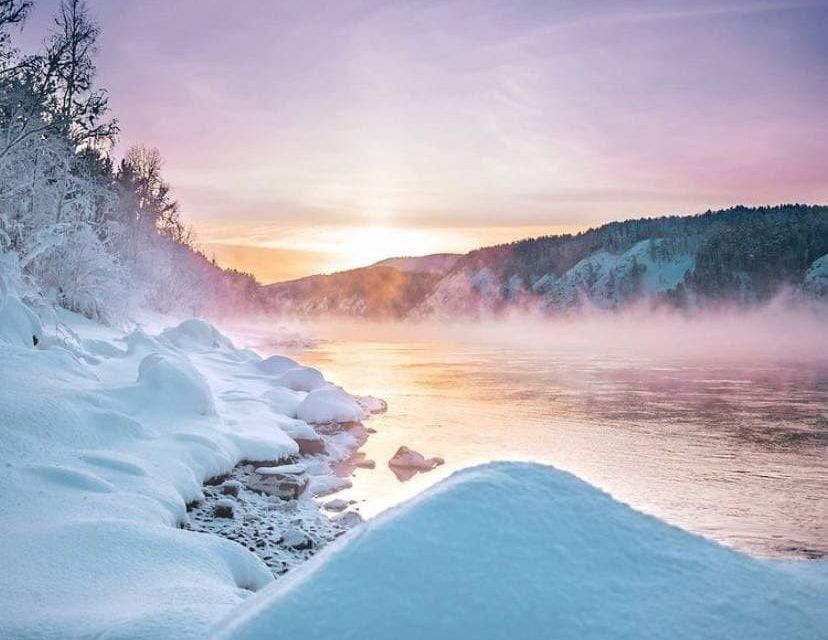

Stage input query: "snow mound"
[
  {"left": 256, "top": 354, "right": 300, "bottom": 375},
  {"left": 136, "top": 353, "right": 217, "bottom": 416},
  {"left": 296, "top": 388, "right": 365, "bottom": 424},
  {"left": 277, "top": 365, "right": 327, "bottom": 392},
  {"left": 213, "top": 462, "right": 828, "bottom": 640},
  {"left": 260, "top": 387, "right": 305, "bottom": 417},
  {"left": 0, "top": 294, "right": 43, "bottom": 347},
  {"left": 162, "top": 318, "right": 235, "bottom": 352}
]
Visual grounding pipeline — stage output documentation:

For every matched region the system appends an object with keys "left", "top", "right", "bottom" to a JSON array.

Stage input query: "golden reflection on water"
[{"left": 287, "top": 336, "right": 827, "bottom": 558}]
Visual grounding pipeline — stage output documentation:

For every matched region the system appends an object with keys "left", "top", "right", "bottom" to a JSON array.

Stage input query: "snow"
[
  {"left": 256, "top": 354, "right": 299, "bottom": 375},
  {"left": 803, "top": 254, "right": 828, "bottom": 297},
  {"left": 276, "top": 365, "right": 326, "bottom": 392},
  {"left": 0, "top": 293, "right": 43, "bottom": 347},
  {"left": 213, "top": 462, "right": 828, "bottom": 640},
  {"left": 296, "top": 387, "right": 366, "bottom": 424},
  {"left": 161, "top": 317, "right": 235, "bottom": 352},
  {"left": 254, "top": 464, "right": 307, "bottom": 476},
  {"left": 0, "top": 300, "right": 374, "bottom": 639}
]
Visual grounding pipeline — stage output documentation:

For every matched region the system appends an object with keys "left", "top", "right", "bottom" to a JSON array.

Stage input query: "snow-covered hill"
[
  {"left": 213, "top": 462, "right": 828, "bottom": 640},
  {"left": 264, "top": 205, "right": 828, "bottom": 319},
  {"left": 372, "top": 253, "right": 461, "bottom": 274}
]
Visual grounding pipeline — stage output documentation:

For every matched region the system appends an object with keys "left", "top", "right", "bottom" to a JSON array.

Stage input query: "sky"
[{"left": 17, "top": 0, "right": 828, "bottom": 282}]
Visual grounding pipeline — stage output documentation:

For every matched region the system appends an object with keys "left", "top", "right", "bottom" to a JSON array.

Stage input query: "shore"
[{"left": 0, "top": 301, "right": 382, "bottom": 639}]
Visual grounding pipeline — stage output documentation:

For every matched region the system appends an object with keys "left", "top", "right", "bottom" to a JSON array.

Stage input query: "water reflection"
[{"left": 286, "top": 336, "right": 827, "bottom": 559}]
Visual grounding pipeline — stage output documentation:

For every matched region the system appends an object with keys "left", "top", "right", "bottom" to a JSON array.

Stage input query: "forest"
[{"left": 0, "top": 0, "right": 262, "bottom": 324}]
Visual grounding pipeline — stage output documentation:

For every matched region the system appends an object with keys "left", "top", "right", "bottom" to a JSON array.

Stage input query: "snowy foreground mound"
[
  {"left": 0, "top": 299, "right": 373, "bottom": 639},
  {"left": 214, "top": 463, "right": 828, "bottom": 640}
]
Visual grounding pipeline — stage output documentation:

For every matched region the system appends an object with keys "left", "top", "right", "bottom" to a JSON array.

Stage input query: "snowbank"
[
  {"left": 0, "top": 293, "right": 43, "bottom": 347},
  {"left": 213, "top": 463, "right": 828, "bottom": 640},
  {"left": 296, "top": 388, "right": 365, "bottom": 424},
  {"left": 0, "top": 303, "right": 374, "bottom": 639},
  {"left": 276, "top": 365, "right": 327, "bottom": 392}
]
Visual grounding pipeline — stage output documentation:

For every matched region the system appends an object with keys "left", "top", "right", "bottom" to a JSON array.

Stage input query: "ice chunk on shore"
[
  {"left": 277, "top": 366, "right": 326, "bottom": 392},
  {"left": 296, "top": 388, "right": 365, "bottom": 425},
  {"left": 213, "top": 462, "right": 828, "bottom": 640}
]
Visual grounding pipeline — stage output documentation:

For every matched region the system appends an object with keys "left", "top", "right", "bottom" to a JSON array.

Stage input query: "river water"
[{"left": 245, "top": 320, "right": 827, "bottom": 559}]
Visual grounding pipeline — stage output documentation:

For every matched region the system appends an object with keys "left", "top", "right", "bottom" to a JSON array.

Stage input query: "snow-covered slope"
[
  {"left": 213, "top": 462, "right": 828, "bottom": 640},
  {"left": 803, "top": 254, "right": 828, "bottom": 297},
  {"left": 0, "top": 298, "right": 373, "bottom": 639},
  {"left": 372, "top": 253, "right": 461, "bottom": 274},
  {"left": 265, "top": 206, "right": 828, "bottom": 318}
]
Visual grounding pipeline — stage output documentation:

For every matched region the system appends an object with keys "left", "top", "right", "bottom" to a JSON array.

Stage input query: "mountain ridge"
[{"left": 263, "top": 204, "right": 828, "bottom": 318}]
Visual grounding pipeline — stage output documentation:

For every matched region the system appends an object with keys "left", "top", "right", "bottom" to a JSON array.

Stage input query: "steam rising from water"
[{"left": 238, "top": 297, "right": 828, "bottom": 364}]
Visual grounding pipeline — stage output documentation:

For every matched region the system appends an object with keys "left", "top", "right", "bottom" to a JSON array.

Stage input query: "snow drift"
[
  {"left": 0, "top": 302, "right": 371, "bottom": 639},
  {"left": 213, "top": 462, "right": 828, "bottom": 640}
]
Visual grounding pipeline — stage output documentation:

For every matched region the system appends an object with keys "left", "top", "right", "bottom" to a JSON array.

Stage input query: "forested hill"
[{"left": 265, "top": 205, "right": 828, "bottom": 318}]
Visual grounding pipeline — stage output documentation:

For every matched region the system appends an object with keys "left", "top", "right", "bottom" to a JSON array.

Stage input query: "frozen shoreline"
[{"left": 0, "top": 298, "right": 382, "bottom": 639}]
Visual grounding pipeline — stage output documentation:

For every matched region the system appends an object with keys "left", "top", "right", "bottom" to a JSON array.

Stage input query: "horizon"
[{"left": 15, "top": 0, "right": 828, "bottom": 282}]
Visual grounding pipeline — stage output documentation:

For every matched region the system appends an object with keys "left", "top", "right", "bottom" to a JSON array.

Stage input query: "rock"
[
  {"left": 247, "top": 463, "right": 309, "bottom": 500},
  {"left": 213, "top": 499, "right": 236, "bottom": 519},
  {"left": 294, "top": 437, "right": 325, "bottom": 456},
  {"left": 323, "top": 499, "right": 349, "bottom": 513},
  {"left": 279, "top": 526, "right": 313, "bottom": 550},
  {"left": 354, "top": 459, "right": 376, "bottom": 470},
  {"left": 356, "top": 395, "right": 388, "bottom": 414},
  {"left": 332, "top": 511, "right": 363, "bottom": 529},
  {"left": 388, "top": 446, "right": 445, "bottom": 471},
  {"left": 221, "top": 480, "right": 241, "bottom": 497}
]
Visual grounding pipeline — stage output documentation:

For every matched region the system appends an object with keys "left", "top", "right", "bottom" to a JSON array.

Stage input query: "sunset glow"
[{"left": 16, "top": 0, "right": 828, "bottom": 284}]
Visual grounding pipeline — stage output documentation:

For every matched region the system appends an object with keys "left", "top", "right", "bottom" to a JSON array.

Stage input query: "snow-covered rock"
[
  {"left": 247, "top": 464, "right": 309, "bottom": 499},
  {"left": 161, "top": 318, "right": 235, "bottom": 352},
  {"left": 296, "top": 388, "right": 365, "bottom": 425},
  {"left": 256, "top": 354, "right": 300, "bottom": 375},
  {"left": 212, "top": 463, "right": 828, "bottom": 640},
  {"left": 135, "top": 352, "right": 217, "bottom": 417},
  {"left": 260, "top": 386, "right": 305, "bottom": 417},
  {"left": 356, "top": 395, "right": 388, "bottom": 414},
  {"left": 322, "top": 498, "right": 349, "bottom": 512},
  {"left": 276, "top": 366, "right": 326, "bottom": 392}
]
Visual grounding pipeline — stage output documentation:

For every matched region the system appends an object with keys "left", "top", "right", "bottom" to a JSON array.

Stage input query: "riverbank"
[{"left": 0, "top": 298, "right": 381, "bottom": 639}]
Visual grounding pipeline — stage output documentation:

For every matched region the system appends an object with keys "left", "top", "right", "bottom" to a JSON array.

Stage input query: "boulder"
[
  {"left": 247, "top": 463, "right": 309, "bottom": 500},
  {"left": 389, "top": 446, "right": 445, "bottom": 471},
  {"left": 213, "top": 499, "right": 236, "bottom": 519}
]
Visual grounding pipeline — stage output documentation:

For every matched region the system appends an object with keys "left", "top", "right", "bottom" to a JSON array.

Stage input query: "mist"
[{"left": 225, "top": 296, "right": 828, "bottom": 365}]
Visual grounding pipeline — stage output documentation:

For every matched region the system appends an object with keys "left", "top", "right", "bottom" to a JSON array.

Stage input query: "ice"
[
  {"left": 296, "top": 388, "right": 365, "bottom": 425},
  {"left": 213, "top": 462, "right": 828, "bottom": 640}
]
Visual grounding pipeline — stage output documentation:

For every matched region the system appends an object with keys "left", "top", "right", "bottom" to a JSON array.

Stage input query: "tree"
[{"left": 116, "top": 144, "right": 191, "bottom": 245}]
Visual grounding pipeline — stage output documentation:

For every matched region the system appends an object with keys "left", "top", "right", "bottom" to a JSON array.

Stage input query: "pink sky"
[{"left": 20, "top": 0, "right": 828, "bottom": 281}]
